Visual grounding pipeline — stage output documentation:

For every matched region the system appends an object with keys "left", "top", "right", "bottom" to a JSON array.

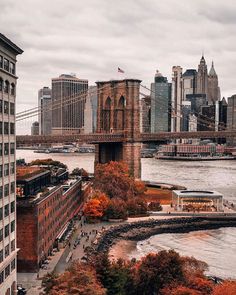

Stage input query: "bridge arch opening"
[
  {"left": 115, "top": 95, "right": 125, "bottom": 130},
  {"left": 103, "top": 97, "right": 111, "bottom": 132}
]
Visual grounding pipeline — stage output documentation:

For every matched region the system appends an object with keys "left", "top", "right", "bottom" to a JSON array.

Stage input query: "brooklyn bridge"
[{"left": 16, "top": 79, "right": 236, "bottom": 178}]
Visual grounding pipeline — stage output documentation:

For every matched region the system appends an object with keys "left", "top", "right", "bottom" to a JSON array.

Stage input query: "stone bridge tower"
[{"left": 95, "top": 79, "right": 142, "bottom": 179}]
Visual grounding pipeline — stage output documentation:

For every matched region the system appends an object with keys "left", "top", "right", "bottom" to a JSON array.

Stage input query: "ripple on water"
[{"left": 128, "top": 228, "right": 236, "bottom": 279}]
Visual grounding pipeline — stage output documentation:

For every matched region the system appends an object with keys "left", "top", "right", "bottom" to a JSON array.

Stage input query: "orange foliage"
[
  {"left": 94, "top": 161, "right": 146, "bottom": 200},
  {"left": 49, "top": 262, "right": 106, "bottom": 295},
  {"left": 83, "top": 191, "right": 110, "bottom": 219},
  {"left": 212, "top": 280, "right": 236, "bottom": 295},
  {"left": 83, "top": 199, "right": 104, "bottom": 218},
  {"left": 162, "top": 285, "right": 201, "bottom": 295}
]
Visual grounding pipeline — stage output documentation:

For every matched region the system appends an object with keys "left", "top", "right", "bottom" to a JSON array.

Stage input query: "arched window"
[
  {"left": 4, "top": 80, "right": 9, "bottom": 94},
  {"left": 0, "top": 77, "right": 3, "bottom": 92},
  {"left": 105, "top": 97, "right": 111, "bottom": 109},
  {"left": 115, "top": 96, "right": 125, "bottom": 130},
  {"left": 10, "top": 83, "right": 15, "bottom": 95},
  {"left": 103, "top": 97, "right": 111, "bottom": 132}
]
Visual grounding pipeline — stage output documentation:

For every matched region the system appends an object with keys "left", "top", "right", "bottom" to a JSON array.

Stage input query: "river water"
[{"left": 16, "top": 150, "right": 236, "bottom": 278}]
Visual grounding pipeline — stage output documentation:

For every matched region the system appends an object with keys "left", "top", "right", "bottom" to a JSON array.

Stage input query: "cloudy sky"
[{"left": 1, "top": 0, "right": 236, "bottom": 119}]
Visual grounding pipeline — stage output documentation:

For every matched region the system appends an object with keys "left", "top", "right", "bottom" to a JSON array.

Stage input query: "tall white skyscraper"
[
  {"left": 171, "top": 66, "right": 182, "bottom": 132},
  {"left": 38, "top": 87, "right": 52, "bottom": 135},
  {"left": 0, "top": 33, "right": 23, "bottom": 295}
]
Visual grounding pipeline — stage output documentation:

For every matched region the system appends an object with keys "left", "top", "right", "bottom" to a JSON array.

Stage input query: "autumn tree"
[
  {"left": 212, "top": 280, "right": 236, "bottom": 295},
  {"left": 126, "top": 197, "right": 148, "bottom": 216},
  {"left": 48, "top": 262, "right": 106, "bottom": 295},
  {"left": 133, "top": 250, "right": 185, "bottom": 295},
  {"left": 105, "top": 198, "right": 128, "bottom": 220},
  {"left": 94, "top": 161, "right": 146, "bottom": 201},
  {"left": 83, "top": 191, "right": 110, "bottom": 220}
]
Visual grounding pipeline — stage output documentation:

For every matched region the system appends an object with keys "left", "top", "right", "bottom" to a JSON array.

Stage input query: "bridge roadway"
[{"left": 16, "top": 130, "right": 236, "bottom": 145}]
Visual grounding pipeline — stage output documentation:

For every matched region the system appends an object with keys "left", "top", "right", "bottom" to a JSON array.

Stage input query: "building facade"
[
  {"left": 51, "top": 74, "right": 88, "bottom": 135},
  {"left": 141, "top": 95, "right": 151, "bottom": 133},
  {"left": 208, "top": 62, "right": 221, "bottom": 104},
  {"left": 38, "top": 87, "right": 52, "bottom": 135},
  {"left": 227, "top": 95, "right": 236, "bottom": 146},
  {"left": 16, "top": 167, "right": 83, "bottom": 272},
  {"left": 31, "top": 121, "right": 39, "bottom": 135},
  {"left": 0, "top": 33, "right": 23, "bottom": 295},
  {"left": 182, "top": 69, "right": 197, "bottom": 101},
  {"left": 171, "top": 66, "right": 182, "bottom": 132},
  {"left": 84, "top": 86, "right": 97, "bottom": 134},
  {"left": 196, "top": 55, "right": 208, "bottom": 96},
  {"left": 151, "top": 70, "right": 171, "bottom": 132}
]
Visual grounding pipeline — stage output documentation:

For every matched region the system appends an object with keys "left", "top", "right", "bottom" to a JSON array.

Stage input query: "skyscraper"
[
  {"left": 38, "top": 87, "right": 52, "bottom": 135},
  {"left": 84, "top": 86, "right": 97, "bottom": 133},
  {"left": 182, "top": 69, "right": 197, "bottom": 101},
  {"left": 196, "top": 55, "right": 208, "bottom": 96},
  {"left": 151, "top": 70, "right": 171, "bottom": 132},
  {"left": 0, "top": 33, "right": 23, "bottom": 295},
  {"left": 171, "top": 66, "right": 182, "bottom": 132},
  {"left": 51, "top": 74, "right": 88, "bottom": 135},
  {"left": 208, "top": 61, "right": 221, "bottom": 104},
  {"left": 227, "top": 95, "right": 236, "bottom": 146}
]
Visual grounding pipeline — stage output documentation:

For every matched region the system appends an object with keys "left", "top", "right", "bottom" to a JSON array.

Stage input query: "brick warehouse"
[{"left": 16, "top": 167, "right": 83, "bottom": 272}]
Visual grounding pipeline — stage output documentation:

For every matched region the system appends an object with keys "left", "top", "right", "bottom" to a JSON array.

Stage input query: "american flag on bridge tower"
[{"left": 118, "top": 67, "right": 125, "bottom": 73}]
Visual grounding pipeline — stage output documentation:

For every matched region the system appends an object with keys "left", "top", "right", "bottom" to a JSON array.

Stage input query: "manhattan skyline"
[{"left": 1, "top": 0, "right": 236, "bottom": 114}]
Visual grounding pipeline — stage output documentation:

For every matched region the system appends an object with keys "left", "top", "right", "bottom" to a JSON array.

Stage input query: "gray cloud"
[{"left": 1, "top": 0, "right": 236, "bottom": 134}]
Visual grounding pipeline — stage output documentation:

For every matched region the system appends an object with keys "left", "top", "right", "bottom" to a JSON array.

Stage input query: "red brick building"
[{"left": 16, "top": 175, "right": 83, "bottom": 272}]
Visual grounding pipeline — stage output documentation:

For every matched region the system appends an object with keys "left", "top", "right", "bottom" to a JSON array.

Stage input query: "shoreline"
[{"left": 92, "top": 216, "right": 236, "bottom": 255}]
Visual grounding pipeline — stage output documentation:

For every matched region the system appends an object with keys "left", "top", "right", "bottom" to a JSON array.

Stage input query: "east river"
[{"left": 16, "top": 150, "right": 236, "bottom": 278}]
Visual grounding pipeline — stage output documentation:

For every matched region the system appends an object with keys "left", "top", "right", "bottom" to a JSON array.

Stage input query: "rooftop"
[
  {"left": 16, "top": 166, "right": 49, "bottom": 181},
  {"left": 0, "top": 33, "right": 23, "bottom": 55},
  {"left": 173, "top": 190, "right": 223, "bottom": 198}
]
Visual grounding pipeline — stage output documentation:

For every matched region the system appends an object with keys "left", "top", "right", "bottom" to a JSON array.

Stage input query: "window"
[
  {"left": 0, "top": 99, "right": 2, "bottom": 112},
  {"left": 4, "top": 80, "right": 9, "bottom": 93},
  {"left": 4, "top": 184, "right": 9, "bottom": 197},
  {"left": 0, "top": 208, "right": 2, "bottom": 220},
  {"left": 0, "top": 250, "right": 3, "bottom": 263},
  {"left": 0, "top": 228, "right": 3, "bottom": 242},
  {"left": 10, "top": 162, "right": 15, "bottom": 174},
  {"left": 4, "top": 122, "right": 9, "bottom": 134},
  {"left": 11, "top": 259, "right": 16, "bottom": 271},
  {"left": 4, "top": 204, "right": 9, "bottom": 217},
  {"left": 10, "top": 102, "right": 14, "bottom": 115},
  {"left": 4, "top": 101, "right": 9, "bottom": 114},
  {"left": 4, "top": 143, "right": 9, "bottom": 155},
  {"left": 4, "top": 164, "right": 9, "bottom": 176},
  {"left": 0, "top": 271, "right": 3, "bottom": 284},
  {"left": 10, "top": 123, "right": 14, "bottom": 135},
  {"left": 11, "top": 220, "right": 15, "bottom": 233},
  {"left": 10, "top": 201, "right": 15, "bottom": 213},
  {"left": 4, "top": 224, "right": 9, "bottom": 238},
  {"left": 10, "top": 62, "right": 15, "bottom": 75},
  {"left": 0, "top": 55, "right": 2, "bottom": 68},
  {"left": 5, "top": 265, "right": 10, "bottom": 279},
  {"left": 10, "top": 143, "right": 15, "bottom": 154},
  {"left": 4, "top": 58, "right": 9, "bottom": 71},
  {"left": 0, "top": 122, "right": 2, "bottom": 134},
  {"left": 10, "top": 182, "right": 15, "bottom": 194},
  {"left": 11, "top": 240, "right": 15, "bottom": 251},
  {"left": 0, "top": 79, "right": 2, "bottom": 92},
  {"left": 10, "top": 83, "right": 15, "bottom": 96},
  {"left": 0, "top": 186, "right": 2, "bottom": 199},
  {"left": 0, "top": 165, "right": 2, "bottom": 177},
  {"left": 5, "top": 244, "right": 9, "bottom": 257},
  {"left": 0, "top": 143, "right": 2, "bottom": 155}
]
